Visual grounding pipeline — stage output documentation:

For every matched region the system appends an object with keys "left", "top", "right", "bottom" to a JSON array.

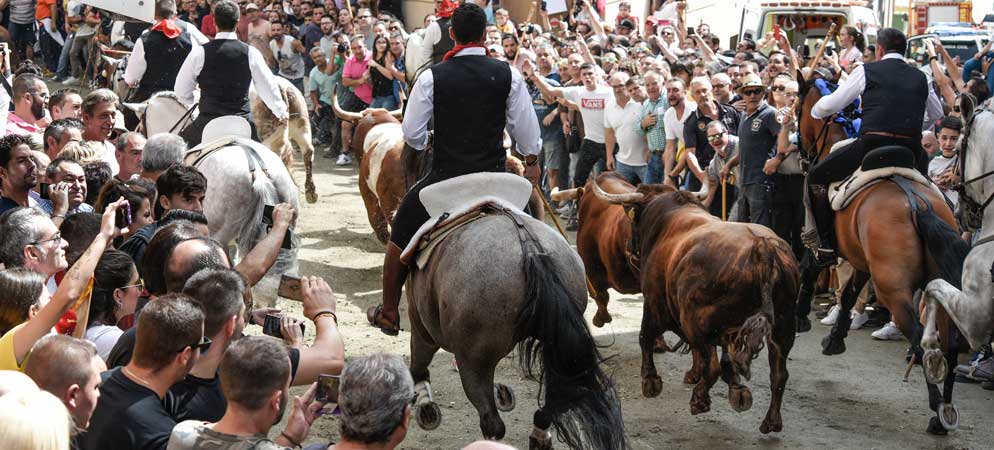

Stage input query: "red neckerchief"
[
  {"left": 442, "top": 43, "right": 489, "bottom": 62},
  {"left": 151, "top": 19, "right": 182, "bottom": 39},
  {"left": 436, "top": 0, "right": 458, "bottom": 18}
]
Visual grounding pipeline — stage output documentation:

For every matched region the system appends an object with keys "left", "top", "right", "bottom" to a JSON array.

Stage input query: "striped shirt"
[{"left": 637, "top": 97, "right": 667, "bottom": 152}]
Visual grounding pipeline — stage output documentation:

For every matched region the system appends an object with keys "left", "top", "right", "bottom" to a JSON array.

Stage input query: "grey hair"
[
  {"left": 141, "top": 133, "right": 187, "bottom": 172},
  {"left": 0, "top": 207, "right": 47, "bottom": 268},
  {"left": 339, "top": 353, "right": 414, "bottom": 444},
  {"left": 309, "top": 46, "right": 325, "bottom": 57},
  {"left": 82, "top": 89, "right": 119, "bottom": 117},
  {"left": 706, "top": 120, "right": 727, "bottom": 133},
  {"left": 115, "top": 131, "right": 141, "bottom": 154}
]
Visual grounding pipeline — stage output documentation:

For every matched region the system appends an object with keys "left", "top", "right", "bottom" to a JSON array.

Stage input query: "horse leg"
[
  {"left": 456, "top": 355, "right": 506, "bottom": 440},
  {"left": 639, "top": 299, "right": 664, "bottom": 398},
  {"left": 409, "top": 313, "right": 443, "bottom": 431},
  {"left": 821, "top": 270, "right": 869, "bottom": 355},
  {"left": 795, "top": 253, "right": 821, "bottom": 333},
  {"left": 529, "top": 408, "right": 555, "bottom": 450},
  {"left": 591, "top": 285, "right": 612, "bottom": 328},
  {"left": 689, "top": 345, "right": 718, "bottom": 415},
  {"left": 290, "top": 117, "right": 317, "bottom": 203},
  {"left": 721, "top": 346, "right": 753, "bottom": 413}
]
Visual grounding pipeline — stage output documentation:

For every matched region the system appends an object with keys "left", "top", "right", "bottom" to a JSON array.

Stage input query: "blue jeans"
[
  {"left": 286, "top": 77, "right": 305, "bottom": 95},
  {"left": 738, "top": 183, "right": 775, "bottom": 228},
  {"left": 57, "top": 34, "right": 74, "bottom": 78},
  {"left": 963, "top": 51, "right": 994, "bottom": 95},
  {"left": 8, "top": 21, "right": 34, "bottom": 62},
  {"left": 645, "top": 152, "right": 664, "bottom": 184},
  {"left": 370, "top": 95, "right": 398, "bottom": 109},
  {"left": 615, "top": 162, "right": 647, "bottom": 185}
]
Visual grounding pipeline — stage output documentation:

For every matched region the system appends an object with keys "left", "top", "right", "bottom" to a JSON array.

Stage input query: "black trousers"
[
  {"left": 773, "top": 174, "right": 807, "bottom": 260},
  {"left": 807, "top": 134, "right": 927, "bottom": 187},
  {"left": 573, "top": 139, "right": 606, "bottom": 188}
]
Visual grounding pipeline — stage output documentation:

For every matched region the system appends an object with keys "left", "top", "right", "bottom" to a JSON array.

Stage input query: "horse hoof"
[
  {"left": 926, "top": 416, "right": 948, "bottom": 435},
  {"left": 922, "top": 349, "right": 948, "bottom": 385},
  {"left": 690, "top": 396, "right": 711, "bottom": 415},
  {"left": 641, "top": 375, "right": 663, "bottom": 398},
  {"left": 796, "top": 316, "right": 811, "bottom": 333},
  {"left": 728, "top": 385, "right": 753, "bottom": 412},
  {"left": 938, "top": 403, "right": 960, "bottom": 431},
  {"left": 529, "top": 428, "right": 553, "bottom": 450},
  {"left": 683, "top": 370, "right": 701, "bottom": 385},
  {"left": 494, "top": 383, "right": 516, "bottom": 412},
  {"left": 415, "top": 401, "right": 442, "bottom": 430},
  {"left": 821, "top": 335, "right": 846, "bottom": 355},
  {"left": 305, "top": 190, "right": 318, "bottom": 204},
  {"left": 592, "top": 309, "right": 612, "bottom": 328},
  {"left": 760, "top": 418, "right": 783, "bottom": 434}
]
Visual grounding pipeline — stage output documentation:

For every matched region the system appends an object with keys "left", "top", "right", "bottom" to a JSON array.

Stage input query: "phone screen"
[{"left": 39, "top": 183, "right": 50, "bottom": 200}]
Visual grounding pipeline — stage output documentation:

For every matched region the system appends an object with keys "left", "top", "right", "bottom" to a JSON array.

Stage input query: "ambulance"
[{"left": 739, "top": 1, "right": 880, "bottom": 58}]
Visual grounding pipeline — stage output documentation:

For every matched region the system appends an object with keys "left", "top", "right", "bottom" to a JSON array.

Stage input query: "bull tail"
[
  {"left": 731, "top": 238, "right": 781, "bottom": 381},
  {"left": 515, "top": 226, "right": 628, "bottom": 450}
]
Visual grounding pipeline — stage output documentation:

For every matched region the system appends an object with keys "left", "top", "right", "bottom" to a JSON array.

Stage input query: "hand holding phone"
[
  {"left": 278, "top": 275, "right": 304, "bottom": 301},
  {"left": 315, "top": 374, "right": 340, "bottom": 403},
  {"left": 773, "top": 24, "right": 782, "bottom": 40}
]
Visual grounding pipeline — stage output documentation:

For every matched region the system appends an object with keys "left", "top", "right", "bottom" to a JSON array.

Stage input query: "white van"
[{"left": 739, "top": 0, "right": 880, "bottom": 58}]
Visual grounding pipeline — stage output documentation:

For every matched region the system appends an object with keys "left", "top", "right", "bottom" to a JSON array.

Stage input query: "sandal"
[{"left": 366, "top": 305, "right": 400, "bottom": 336}]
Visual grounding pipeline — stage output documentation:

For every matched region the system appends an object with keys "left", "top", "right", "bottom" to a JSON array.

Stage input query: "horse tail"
[
  {"left": 515, "top": 233, "right": 628, "bottom": 450},
  {"left": 914, "top": 201, "right": 970, "bottom": 290},
  {"left": 732, "top": 237, "right": 782, "bottom": 381}
]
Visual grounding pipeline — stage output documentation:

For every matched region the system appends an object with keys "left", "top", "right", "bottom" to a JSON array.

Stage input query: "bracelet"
[
  {"left": 280, "top": 430, "right": 303, "bottom": 449},
  {"left": 52, "top": 214, "right": 65, "bottom": 219},
  {"left": 312, "top": 310, "right": 338, "bottom": 324}
]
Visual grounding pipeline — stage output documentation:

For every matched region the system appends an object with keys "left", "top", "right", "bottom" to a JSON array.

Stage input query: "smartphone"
[
  {"left": 262, "top": 314, "right": 305, "bottom": 339},
  {"left": 262, "top": 205, "right": 293, "bottom": 249},
  {"left": 39, "top": 182, "right": 50, "bottom": 200},
  {"left": 278, "top": 275, "right": 303, "bottom": 301},
  {"left": 541, "top": 0, "right": 547, "bottom": 12},
  {"left": 116, "top": 201, "right": 132, "bottom": 228},
  {"left": 686, "top": 27, "right": 695, "bottom": 36},
  {"left": 773, "top": 24, "right": 782, "bottom": 40},
  {"left": 316, "top": 374, "right": 341, "bottom": 403}
]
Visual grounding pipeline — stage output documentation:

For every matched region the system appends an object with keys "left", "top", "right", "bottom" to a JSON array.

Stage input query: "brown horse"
[{"left": 798, "top": 81, "right": 968, "bottom": 434}]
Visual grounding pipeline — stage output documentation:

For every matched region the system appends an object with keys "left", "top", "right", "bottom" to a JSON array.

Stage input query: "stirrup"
[{"left": 812, "top": 248, "right": 837, "bottom": 267}]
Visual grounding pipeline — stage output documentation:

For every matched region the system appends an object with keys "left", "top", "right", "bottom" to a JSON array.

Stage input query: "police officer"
[{"left": 367, "top": 2, "right": 541, "bottom": 335}]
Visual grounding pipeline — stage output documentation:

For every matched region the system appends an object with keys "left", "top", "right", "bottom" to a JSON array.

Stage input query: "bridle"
[
  {"left": 955, "top": 102, "right": 994, "bottom": 236},
  {"left": 796, "top": 85, "right": 834, "bottom": 168}
]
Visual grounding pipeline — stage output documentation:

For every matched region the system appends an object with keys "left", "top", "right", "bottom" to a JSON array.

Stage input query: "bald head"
[{"left": 164, "top": 237, "right": 230, "bottom": 293}]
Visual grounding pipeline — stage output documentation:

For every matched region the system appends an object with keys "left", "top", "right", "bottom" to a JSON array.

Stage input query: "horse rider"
[
  {"left": 124, "top": 0, "right": 209, "bottom": 104},
  {"left": 805, "top": 27, "right": 942, "bottom": 266},
  {"left": 418, "top": 0, "right": 461, "bottom": 67},
  {"left": 367, "top": 2, "right": 542, "bottom": 335},
  {"left": 174, "top": 0, "right": 288, "bottom": 147}
]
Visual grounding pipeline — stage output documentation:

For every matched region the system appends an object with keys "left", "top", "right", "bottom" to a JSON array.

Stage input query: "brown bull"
[
  {"left": 591, "top": 180, "right": 798, "bottom": 434},
  {"left": 332, "top": 93, "right": 542, "bottom": 244},
  {"left": 552, "top": 172, "right": 640, "bottom": 328}
]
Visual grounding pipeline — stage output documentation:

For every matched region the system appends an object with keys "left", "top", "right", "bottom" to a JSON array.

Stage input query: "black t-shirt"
[
  {"left": 79, "top": 368, "right": 176, "bottom": 450},
  {"left": 164, "top": 349, "right": 301, "bottom": 422},
  {"left": 370, "top": 57, "right": 394, "bottom": 98},
  {"left": 119, "top": 221, "right": 161, "bottom": 271},
  {"left": 737, "top": 102, "right": 781, "bottom": 186},
  {"left": 683, "top": 102, "right": 742, "bottom": 170}
]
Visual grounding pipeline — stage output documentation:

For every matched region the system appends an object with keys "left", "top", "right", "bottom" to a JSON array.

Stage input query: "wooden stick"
[
  {"left": 721, "top": 179, "right": 727, "bottom": 221},
  {"left": 804, "top": 22, "right": 837, "bottom": 80},
  {"left": 533, "top": 183, "right": 599, "bottom": 299},
  {"left": 903, "top": 353, "right": 917, "bottom": 382}
]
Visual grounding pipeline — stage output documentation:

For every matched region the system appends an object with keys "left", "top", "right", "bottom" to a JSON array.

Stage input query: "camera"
[{"left": 337, "top": 42, "right": 347, "bottom": 54}]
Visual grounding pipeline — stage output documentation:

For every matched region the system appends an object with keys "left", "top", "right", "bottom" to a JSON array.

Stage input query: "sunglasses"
[
  {"left": 742, "top": 88, "right": 764, "bottom": 96},
  {"left": 120, "top": 280, "right": 145, "bottom": 292},
  {"left": 31, "top": 232, "right": 62, "bottom": 246},
  {"left": 771, "top": 85, "right": 786, "bottom": 92},
  {"left": 178, "top": 335, "right": 212, "bottom": 353},
  {"left": 662, "top": 32, "right": 673, "bottom": 36},
  {"left": 707, "top": 132, "right": 726, "bottom": 142}
]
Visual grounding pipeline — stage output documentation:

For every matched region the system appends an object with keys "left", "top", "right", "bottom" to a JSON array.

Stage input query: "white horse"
[
  {"left": 186, "top": 116, "right": 300, "bottom": 307},
  {"left": 123, "top": 78, "right": 317, "bottom": 204},
  {"left": 921, "top": 106, "right": 994, "bottom": 381}
]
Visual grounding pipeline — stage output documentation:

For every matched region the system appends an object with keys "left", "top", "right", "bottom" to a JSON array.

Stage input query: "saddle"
[
  {"left": 400, "top": 173, "right": 533, "bottom": 268},
  {"left": 184, "top": 135, "right": 272, "bottom": 182},
  {"left": 827, "top": 143, "right": 943, "bottom": 210}
]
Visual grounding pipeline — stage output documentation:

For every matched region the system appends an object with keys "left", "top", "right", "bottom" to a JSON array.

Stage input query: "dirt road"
[{"left": 279, "top": 154, "right": 991, "bottom": 450}]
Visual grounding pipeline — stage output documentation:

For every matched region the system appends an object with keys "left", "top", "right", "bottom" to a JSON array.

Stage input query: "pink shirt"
[
  {"left": 343, "top": 50, "right": 373, "bottom": 105},
  {"left": 5, "top": 112, "right": 40, "bottom": 136}
]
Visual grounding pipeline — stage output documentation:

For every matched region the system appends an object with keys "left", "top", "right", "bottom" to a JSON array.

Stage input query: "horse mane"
[{"left": 148, "top": 90, "right": 185, "bottom": 104}]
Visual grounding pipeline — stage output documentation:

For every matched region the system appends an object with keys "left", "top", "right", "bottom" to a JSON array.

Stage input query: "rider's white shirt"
[
  {"left": 174, "top": 31, "right": 289, "bottom": 120},
  {"left": 124, "top": 20, "right": 208, "bottom": 87},
  {"left": 810, "top": 52, "right": 943, "bottom": 132},
  {"left": 402, "top": 47, "right": 541, "bottom": 156}
]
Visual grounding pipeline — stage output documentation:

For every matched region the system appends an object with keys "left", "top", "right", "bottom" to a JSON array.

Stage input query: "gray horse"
[{"left": 404, "top": 180, "right": 627, "bottom": 450}]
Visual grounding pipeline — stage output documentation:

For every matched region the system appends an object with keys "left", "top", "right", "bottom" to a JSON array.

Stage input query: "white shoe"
[
  {"left": 871, "top": 321, "right": 905, "bottom": 341},
  {"left": 849, "top": 310, "right": 869, "bottom": 330},
  {"left": 335, "top": 153, "right": 352, "bottom": 166},
  {"left": 62, "top": 76, "right": 80, "bottom": 85},
  {"left": 820, "top": 304, "right": 841, "bottom": 325}
]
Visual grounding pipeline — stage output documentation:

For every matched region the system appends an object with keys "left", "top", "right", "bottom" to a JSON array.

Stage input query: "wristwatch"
[{"left": 525, "top": 155, "right": 539, "bottom": 166}]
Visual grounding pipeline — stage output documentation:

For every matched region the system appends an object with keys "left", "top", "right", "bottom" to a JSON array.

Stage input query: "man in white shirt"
[
  {"left": 123, "top": 0, "right": 208, "bottom": 103},
  {"left": 662, "top": 77, "right": 696, "bottom": 188},
  {"left": 80, "top": 89, "right": 121, "bottom": 175},
  {"left": 531, "top": 62, "right": 613, "bottom": 189},
  {"left": 174, "top": 0, "right": 289, "bottom": 147},
  {"left": 604, "top": 72, "right": 648, "bottom": 184}
]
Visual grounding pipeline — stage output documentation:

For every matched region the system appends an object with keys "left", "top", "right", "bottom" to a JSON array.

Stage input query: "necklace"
[{"left": 122, "top": 366, "right": 155, "bottom": 391}]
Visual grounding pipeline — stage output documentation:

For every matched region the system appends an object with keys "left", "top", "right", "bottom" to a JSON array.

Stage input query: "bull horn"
[
  {"left": 550, "top": 187, "right": 579, "bottom": 202},
  {"left": 590, "top": 178, "right": 645, "bottom": 204},
  {"left": 331, "top": 86, "right": 363, "bottom": 122}
]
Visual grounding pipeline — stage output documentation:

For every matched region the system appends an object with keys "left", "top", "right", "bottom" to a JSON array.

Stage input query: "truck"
[{"left": 910, "top": 1, "right": 974, "bottom": 36}]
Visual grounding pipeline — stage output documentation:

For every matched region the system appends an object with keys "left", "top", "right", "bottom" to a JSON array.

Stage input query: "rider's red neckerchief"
[
  {"left": 442, "top": 44, "right": 489, "bottom": 61},
  {"left": 151, "top": 19, "right": 182, "bottom": 39}
]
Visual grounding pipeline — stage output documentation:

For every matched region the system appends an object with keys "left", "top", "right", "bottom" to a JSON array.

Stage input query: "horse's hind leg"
[
  {"left": 822, "top": 270, "right": 869, "bottom": 355},
  {"left": 410, "top": 319, "right": 443, "bottom": 431},
  {"left": 456, "top": 355, "right": 506, "bottom": 440},
  {"left": 291, "top": 117, "right": 317, "bottom": 203}
]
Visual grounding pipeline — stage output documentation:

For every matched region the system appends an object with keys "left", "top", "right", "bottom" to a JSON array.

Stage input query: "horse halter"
[{"left": 956, "top": 104, "right": 993, "bottom": 233}]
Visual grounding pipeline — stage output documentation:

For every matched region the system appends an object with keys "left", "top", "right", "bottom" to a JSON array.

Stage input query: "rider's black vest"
[
  {"left": 138, "top": 29, "right": 193, "bottom": 96},
  {"left": 860, "top": 58, "right": 927, "bottom": 137},
  {"left": 198, "top": 39, "right": 252, "bottom": 116},
  {"left": 430, "top": 54, "right": 511, "bottom": 174},
  {"left": 430, "top": 17, "right": 455, "bottom": 65}
]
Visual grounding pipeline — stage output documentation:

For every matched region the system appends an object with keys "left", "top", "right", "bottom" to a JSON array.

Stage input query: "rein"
[{"left": 955, "top": 104, "right": 994, "bottom": 231}]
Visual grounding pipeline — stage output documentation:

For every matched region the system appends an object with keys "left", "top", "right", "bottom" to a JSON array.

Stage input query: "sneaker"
[
  {"left": 336, "top": 153, "right": 352, "bottom": 166},
  {"left": 62, "top": 76, "right": 80, "bottom": 85},
  {"left": 871, "top": 321, "right": 905, "bottom": 341},
  {"left": 820, "top": 304, "right": 841, "bottom": 325},
  {"left": 565, "top": 217, "right": 578, "bottom": 231},
  {"left": 849, "top": 310, "right": 869, "bottom": 330}
]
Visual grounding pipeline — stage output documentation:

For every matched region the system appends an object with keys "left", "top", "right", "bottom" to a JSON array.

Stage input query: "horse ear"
[{"left": 123, "top": 102, "right": 147, "bottom": 114}]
